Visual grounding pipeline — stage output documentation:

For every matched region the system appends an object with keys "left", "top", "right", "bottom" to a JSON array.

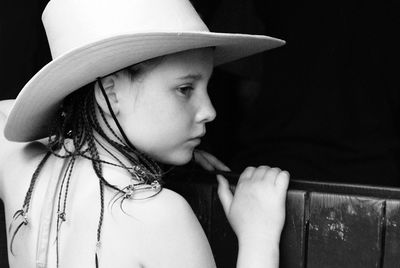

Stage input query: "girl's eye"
[{"left": 176, "top": 85, "right": 194, "bottom": 97}]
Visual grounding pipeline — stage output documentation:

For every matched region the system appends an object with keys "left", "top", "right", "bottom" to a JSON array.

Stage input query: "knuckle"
[
  {"left": 266, "top": 167, "right": 280, "bottom": 177},
  {"left": 270, "top": 167, "right": 281, "bottom": 173},
  {"left": 244, "top": 166, "right": 256, "bottom": 173},
  {"left": 257, "top": 165, "right": 270, "bottom": 171},
  {"left": 280, "top": 170, "right": 290, "bottom": 177},
  {"left": 240, "top": 167, "right": 255, "bottom": 178}
]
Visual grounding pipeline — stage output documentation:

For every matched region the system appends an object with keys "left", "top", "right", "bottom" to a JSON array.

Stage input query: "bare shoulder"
[
  {"left": 0, "top": 140, "right": 47, "bottom": 198},
  {"left": 0, "top": 99, "right": 15, "bottom": 142},
  {"left": 150, "top": 188, "right": 199, "bottom": 220},
  {"left": 0, "top": 98, "right": 45, "bottom": 158},
  {"left": 0, "top": 99, "right": 47, "bottom": 197},
  {"left": 0, "top": 99, "right": 18, "bottom": 180},
  {"left": 0, "top": 99, "right": 15, "bottom": 117},
  {"left": 125, "top": 188, "right": 216, "bottom": 268},
  {"left": 0, "top": 99, "right": 45, "bottom": 156}
]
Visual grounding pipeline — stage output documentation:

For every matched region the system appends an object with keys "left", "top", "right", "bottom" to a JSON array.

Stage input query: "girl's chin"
[{"left": 153, "top": 150, "right": 194, "bottom": 166}]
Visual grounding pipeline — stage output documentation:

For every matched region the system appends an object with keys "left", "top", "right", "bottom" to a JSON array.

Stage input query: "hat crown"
[{"left": 43, "top": 0, "right": 209, "bottom": 58}]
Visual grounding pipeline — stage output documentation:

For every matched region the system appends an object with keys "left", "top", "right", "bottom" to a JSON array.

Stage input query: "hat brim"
[{"left": 5, "top": 31, "right": 284, "bottom": 142}]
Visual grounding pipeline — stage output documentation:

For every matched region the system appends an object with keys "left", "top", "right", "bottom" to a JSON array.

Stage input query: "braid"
[
  {"left": 97, "top": 180, "right": 105, "bottom": 247},
  {"left": 97, "top": 103, "right": 125, "bottom": 144},
  {"left": 95, "top": 181, "right": 104, "bottom": 268},
  {"left": 11, "top": 59, "right": 167, "bottom": 266},
  {"left": 8, "top": 151, "right": 51, "bottom": 255},
  {"left": 55, "top": 155, "right": 76, "bottom": 268},
  {"left": 22, "top": 152, "right": 51, "bottom": 212},
  {"left": 84, "top": 94, "right": 121, "bottom": 192}
]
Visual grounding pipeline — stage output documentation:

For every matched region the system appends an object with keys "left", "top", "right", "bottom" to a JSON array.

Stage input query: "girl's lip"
[{"left": 193, "top": 132, "right": 206, "bottom": 139}]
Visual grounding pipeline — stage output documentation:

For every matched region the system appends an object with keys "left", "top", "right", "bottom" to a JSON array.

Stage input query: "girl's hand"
[{"left": 217, "top": 166, "right": 289, "bottom": 244}]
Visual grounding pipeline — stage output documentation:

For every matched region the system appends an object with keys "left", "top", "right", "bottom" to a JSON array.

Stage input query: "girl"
[{"left": 0, "top": 0, "right": 289, "bottom": 267}]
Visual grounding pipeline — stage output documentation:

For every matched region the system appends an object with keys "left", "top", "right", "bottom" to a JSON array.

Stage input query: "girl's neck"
[{"left": 92, "top": 131, "right": 139, "bottom": 169}]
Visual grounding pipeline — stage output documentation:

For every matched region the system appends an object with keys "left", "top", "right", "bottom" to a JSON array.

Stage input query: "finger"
[
  {"left": 196, "top": 150, "right": 231, "bottom": 171},
  {"left": 237, "top": 166, "right": 256, "bottom": 185},
  {"left": 194, "top": 151, "right": 214, "bottom": 171},
  {"left": 275, "top": 170, "right": 290, "bottom": 190},
  {"left": 203, "top": 151, "right": 231, "bottom": 171},
  {"left": 216, "top": 175, "right": 233, "bottom": 215},
  {"left": 264, "top": 167, "right": 281, "bottom": 184},
  {"left": 251, "top": 165, "right": 270, "bottom": 181}
]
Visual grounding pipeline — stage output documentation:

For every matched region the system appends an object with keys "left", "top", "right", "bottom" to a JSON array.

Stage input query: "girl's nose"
[{"left": 196, "top": 93, "right": 216, "bottom": 124}]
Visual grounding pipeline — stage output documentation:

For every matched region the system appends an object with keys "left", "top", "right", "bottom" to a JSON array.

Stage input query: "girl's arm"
[{"left": 218, "top": 166, "right": 289, "bottom": 268}]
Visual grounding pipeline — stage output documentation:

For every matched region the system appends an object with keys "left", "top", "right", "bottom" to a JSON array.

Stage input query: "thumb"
[{"left": 217, "top": 175, "right": 233, "bottom": 216}]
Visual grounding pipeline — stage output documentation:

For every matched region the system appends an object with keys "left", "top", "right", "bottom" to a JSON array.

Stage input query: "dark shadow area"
[
  {"left": 1, "top": 1, "right": 399, "bottom": 187},
  {"left": 201, "top": 1, "right": 400, "bottom": 187}
]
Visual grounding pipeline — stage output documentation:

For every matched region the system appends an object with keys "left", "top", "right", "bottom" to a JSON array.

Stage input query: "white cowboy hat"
[{"left": 4, "top": 0, "right": 285, "bottom": 142}]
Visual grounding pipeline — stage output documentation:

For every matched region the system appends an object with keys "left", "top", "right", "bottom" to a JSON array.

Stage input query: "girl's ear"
[{"left": 94, "top": 75, "right": 120, "bottom": 116}]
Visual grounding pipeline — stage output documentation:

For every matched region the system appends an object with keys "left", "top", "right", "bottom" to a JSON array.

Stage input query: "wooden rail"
[
  {"left": 1, "top": 170, "right": 400, "bottom": 267},
  {"left": 167, "top": 170, "right": 400, "bottom": 268}
]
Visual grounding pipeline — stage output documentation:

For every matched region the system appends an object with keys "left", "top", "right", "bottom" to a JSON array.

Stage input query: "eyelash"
[{"left": 176, "top": 85, "right": 194, "bottom": 97}]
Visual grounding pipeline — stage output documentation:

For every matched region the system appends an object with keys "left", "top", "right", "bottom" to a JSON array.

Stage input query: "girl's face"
[{"left": 115, "top": 48, "right": 216, "bottom": 165}]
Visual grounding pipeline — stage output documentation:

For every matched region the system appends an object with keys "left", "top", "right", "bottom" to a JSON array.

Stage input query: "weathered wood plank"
[
  {"left": 307, "top": 192, "right": 384, "bottom": 268},
  {"left": 383, "top": 199, "right": 400, "bottom": 268}
]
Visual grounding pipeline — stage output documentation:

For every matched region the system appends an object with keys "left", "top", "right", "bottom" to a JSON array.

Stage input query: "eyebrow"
[{"left": 176, "top": 74, "right": 203, "bottom": 80}]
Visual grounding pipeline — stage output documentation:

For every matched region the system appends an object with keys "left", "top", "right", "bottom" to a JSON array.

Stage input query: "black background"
[{"left": 1, "top": 0, "right": 399, "bottom": 186}]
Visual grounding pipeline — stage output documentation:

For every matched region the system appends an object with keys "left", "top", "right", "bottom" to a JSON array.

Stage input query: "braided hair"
[{"left": 9, "top": 58, "right": 167, "bottom": 267}]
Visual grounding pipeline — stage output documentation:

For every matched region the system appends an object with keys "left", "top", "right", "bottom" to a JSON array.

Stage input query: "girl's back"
[{"left": 0, "top": 106, "right": 215, "bottom": 268}]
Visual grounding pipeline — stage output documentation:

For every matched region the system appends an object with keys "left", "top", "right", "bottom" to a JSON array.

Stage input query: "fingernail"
[{"left": 223, "top": 165, "right": 231, "bottom": 171}]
